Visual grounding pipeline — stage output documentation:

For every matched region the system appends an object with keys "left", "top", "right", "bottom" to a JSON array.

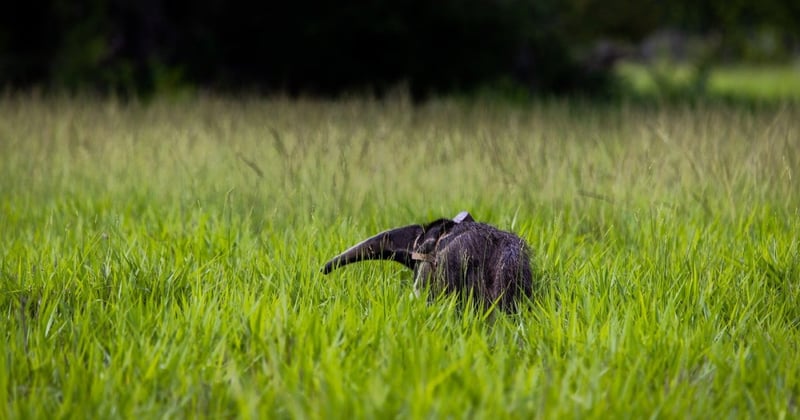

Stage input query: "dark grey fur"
[{"left": 321, "top": 211, "right": 533, "bottom": 311}]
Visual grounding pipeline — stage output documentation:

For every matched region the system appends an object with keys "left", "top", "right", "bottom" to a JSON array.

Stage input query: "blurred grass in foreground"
[{"left": 1, "top": 95, "right": 798, "bottom": 418}]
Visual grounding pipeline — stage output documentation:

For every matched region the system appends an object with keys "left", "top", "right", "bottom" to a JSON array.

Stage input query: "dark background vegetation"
[{"left": 1, "top": 0, "right": 798, "bottom": 98}]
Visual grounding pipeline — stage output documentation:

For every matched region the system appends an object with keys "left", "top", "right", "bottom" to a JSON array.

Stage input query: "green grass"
[
  {"left": 1, "top": 94, "right": 799, "bottom": 418},
  {"left": 616, "top": 61, "right": 800, "bottom": 102}
]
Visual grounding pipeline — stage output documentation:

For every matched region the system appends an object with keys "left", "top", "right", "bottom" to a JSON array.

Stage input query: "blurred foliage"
[{"left": 0, "top": 0, "right": 798, "bottom": 97}]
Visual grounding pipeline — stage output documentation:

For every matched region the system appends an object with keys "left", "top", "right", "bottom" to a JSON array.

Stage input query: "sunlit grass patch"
[
  {"left": 616, "top": 61, "right": 800, "bottom": 102},
  {"left": 708, "top": 64, "right": 800, "bottom": 101}
]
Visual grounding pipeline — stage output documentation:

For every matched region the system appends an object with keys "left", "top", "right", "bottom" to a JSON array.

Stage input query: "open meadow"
[{"left": 1, "top": 94, "right": 799, "bottom": 418}]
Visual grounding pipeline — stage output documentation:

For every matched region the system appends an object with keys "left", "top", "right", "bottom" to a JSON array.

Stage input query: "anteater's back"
[{"left": 433, "top": 222, "right": 533, "bottom": 310}]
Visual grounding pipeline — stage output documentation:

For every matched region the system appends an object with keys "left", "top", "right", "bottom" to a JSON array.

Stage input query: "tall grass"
[{"left": 1, "top": 94, "right": 798, "bottom": 418}]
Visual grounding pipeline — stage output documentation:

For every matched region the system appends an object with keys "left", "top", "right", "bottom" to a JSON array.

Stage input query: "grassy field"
[{"left": 1, "top": 94, "right": 799, "bottom": 418}]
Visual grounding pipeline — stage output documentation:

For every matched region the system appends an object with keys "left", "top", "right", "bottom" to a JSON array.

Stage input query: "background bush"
[{"left": 2, "top": 0, "right": 797, "bottom": 97}]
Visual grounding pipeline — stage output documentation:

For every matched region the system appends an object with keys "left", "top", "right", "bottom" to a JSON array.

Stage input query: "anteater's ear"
[
  {"left": 321, "top": 224, "right": 423, "bottom": 274},
  {"left": 453, "top": 211, "right": 474, "bottom": 223}
]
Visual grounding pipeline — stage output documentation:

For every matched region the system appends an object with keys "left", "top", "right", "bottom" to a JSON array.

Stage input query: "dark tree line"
[{"left": 1, "top": 0, "right": 797, "bottom": 97}]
